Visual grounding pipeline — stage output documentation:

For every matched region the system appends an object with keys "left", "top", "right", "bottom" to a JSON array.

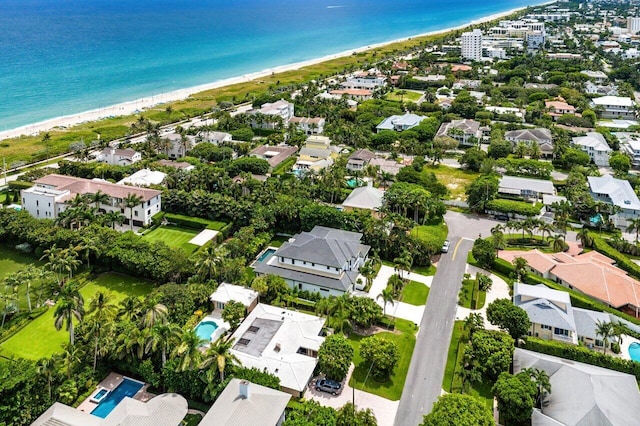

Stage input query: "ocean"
[{"left": 0, "top": 0, "right": 537, "bottom": 130}]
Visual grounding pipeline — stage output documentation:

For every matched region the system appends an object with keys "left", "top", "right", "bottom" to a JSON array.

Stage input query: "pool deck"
[{"left": 76, "top": 372, "right": 153, "bottom": 414}]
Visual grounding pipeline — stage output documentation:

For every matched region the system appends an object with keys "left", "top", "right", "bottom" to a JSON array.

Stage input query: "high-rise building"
[
  {"left": 628, "top": 17, "right": 640, "bottom": 35},
  {"left": 461, "top": 29, "right": 483, "bottom": 61}
]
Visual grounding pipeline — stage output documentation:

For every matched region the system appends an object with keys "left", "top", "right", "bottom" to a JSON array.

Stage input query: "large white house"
[
  {"left": 435, "top": 119, "right": 482, "bottom": 146},
  {"left": 96, "top": 147, "right": 141, "bottom": 166},
  {"left": 590, "top": 96, "right": 636, "bottom": 119},
  {"left": 249, "top": 100, "right": 295, "bottom": 129},
  {"left": 253, "top": 226, "right": 370, "bottom": 296},
  {"left": 376, "top": 113, "right": 426, "bottom": 133},
  {"left": 588, "top": 175, "right": 640, "bottom": 229},
  {"left": 21, "top": 174, "right": 161, "bottom": 227},
  {"left": 229, "top": 304, "right": 325, "bottom": 397},
  {"left": 572, "top": 132, "right": 611, "bottom": 166}
]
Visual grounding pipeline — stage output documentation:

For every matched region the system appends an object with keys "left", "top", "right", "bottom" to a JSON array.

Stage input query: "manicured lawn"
[
  {"left": 0, "top": 273, "right": 153, "bottom": 360},
  {"left": 385, "top": 90, "right": 423, "bottom": 103},
  {"left": 442, "top": 321, "right": 465, "bottom": 392},
  {"left": 143, "top": 225, "right": 200, "bottom": 253},
  {"left": 269, "top": 235, "right": 291, "bottom": 248},
  {"left": 348, "top": 319, "right": 417, "bottom": 400},
  {"left": 0, "top": 245, "right": 47, "bottom": 310},
  {"left": 427, "top": 165, "right": 480, "bottom": 201},
  {"left": 412, "top": 264, "right": 436, "bottom": 276},
  {"left": 401, "top": 281, "right": 429, "bottom": 306}
]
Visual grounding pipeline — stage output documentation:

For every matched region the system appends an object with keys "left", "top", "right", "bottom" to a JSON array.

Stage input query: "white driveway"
[
  {"left": 354, "top": 265, "right": 432, "bottom": 324},
  {"left": 306, "top": 364, "right": 399, "bottom": 426},
  {"left": 455, "top": 264, "right": 511, "bottom": 331}
]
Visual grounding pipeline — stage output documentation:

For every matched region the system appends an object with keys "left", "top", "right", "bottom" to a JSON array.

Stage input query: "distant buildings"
[
  {"left": 249, "top": 100, "right": 295, "bottom": 129},
  {"left": 288, "top": 116, "right": 325, "bottom": 135},
  {"left": 572, "top": 132, "right": 611, "bottom": 167},
  {"left": 253, "top": 226, "right": 370, "bottom": 296},
  {"left": 628, "top": 16, "right": 640, "bottom": 35},
  {"left": 340, "top": 74, "right": 387, "bottom": 91},
  {"left": 545, "top": 99, "right": 577, "bottom": 121},
  {"left": 461, "top": 29, "right": 483, "bottom": 61},
  {"left": 376, "top": 113, "right": 426, "bottom": 132},
  {"left": 21, "top": 174, "right": 161, "bottom": 227},
  {"left": 97, "top": 147, "right": 141, "bottom": 166}
]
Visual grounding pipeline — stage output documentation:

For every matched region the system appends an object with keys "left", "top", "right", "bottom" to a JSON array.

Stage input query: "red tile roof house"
[
  {"left": 500, "top": 249, "right": 640, "bottom": 318},
  {"left": 248, "top": 144, "right": 298, "bottom": 170},
  {"left": 545, "top": 99, "right": 579, "bottom": 121},
  {"left": 21, "top": 174, "right": 161, "bottom": 228}
]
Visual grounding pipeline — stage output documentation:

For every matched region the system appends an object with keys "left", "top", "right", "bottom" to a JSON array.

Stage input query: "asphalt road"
[{"left": 393, "top": 211, "right": 499, "bottom": 426}]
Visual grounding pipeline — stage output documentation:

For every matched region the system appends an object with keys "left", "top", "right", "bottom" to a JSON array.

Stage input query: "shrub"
[
  {"left": 8, "top": 180, "right": 33, "bottom": 190},
  {"left": 486, "top": 199, "right": 542, "bottom": 217}
]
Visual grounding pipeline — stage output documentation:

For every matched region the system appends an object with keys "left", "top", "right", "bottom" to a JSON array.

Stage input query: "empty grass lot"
[
  {"left": 348, "top": 319, "right": 417, "bottom": 400},
  {"left": 0, "top": 273, "right": 153, "bottom": 360},
  {"left": 143, "top": 225, "right": 200, "bottom": 253},
  {"left": 427, "top": 165, "right": 479, "bottom": 201},
  {"left": 401, "top": 281, "right": 430, "bottom": 306},
  {"left": 385, "top": 90, "right": 423, "bottom": 103}
]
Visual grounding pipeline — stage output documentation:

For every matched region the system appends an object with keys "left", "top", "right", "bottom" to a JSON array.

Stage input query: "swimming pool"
[
  {"left": 195, "top": 320, "right": 219, "bottom": 342},
  {"left": 90, "top": 387, "right": 109, "bottom": 403},
  {"left": 90, "top": 378, "right": 144, "bottom": 418},
  {"left": 257, "top": 248, "right": 276, "bottom": 263},
  {"left": 629, "top": 342, "right": 640, "bottom": 362}
]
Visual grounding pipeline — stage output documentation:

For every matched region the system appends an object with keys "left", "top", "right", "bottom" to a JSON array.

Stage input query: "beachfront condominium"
[
  {"left": 628, "top": 17, "right": 640, "bottom": 35},
  {"left": 461, "top": 29, "right": 483, "bottom": 61}
]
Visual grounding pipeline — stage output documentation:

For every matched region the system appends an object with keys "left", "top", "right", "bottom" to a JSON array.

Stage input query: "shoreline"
[{"left": 0, "top": 3, "right": 549, "bottom": 141}]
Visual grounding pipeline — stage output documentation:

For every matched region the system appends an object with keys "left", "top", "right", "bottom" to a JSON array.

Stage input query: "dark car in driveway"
[{"left": 315, "top": 379, "right": 342, "bottom": 395}]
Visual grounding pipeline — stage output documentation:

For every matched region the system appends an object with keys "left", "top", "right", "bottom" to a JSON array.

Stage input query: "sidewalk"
[{"left": 354, "top": 265, "right": 433, "bottom": 324}]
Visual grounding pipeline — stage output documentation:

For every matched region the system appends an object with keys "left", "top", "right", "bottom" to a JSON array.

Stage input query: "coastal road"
[{"left": 393, "top": 211, "right": 500, "bottom": 426}]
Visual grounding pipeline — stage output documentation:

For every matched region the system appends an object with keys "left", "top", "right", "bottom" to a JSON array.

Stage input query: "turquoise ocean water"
[{"left": 0, "top": 0, "right": 538, "bottom": 130}]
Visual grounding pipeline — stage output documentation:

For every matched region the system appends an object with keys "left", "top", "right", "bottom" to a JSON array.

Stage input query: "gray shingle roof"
[
  {"left": 572, "top": 307, "right": 611, "bottom": 341},
  {"left": 505, "top": 128, "right": 552, "bottom": 142},
  {"left": 588, "top": 175, "right": 640, "bottom": 211}
]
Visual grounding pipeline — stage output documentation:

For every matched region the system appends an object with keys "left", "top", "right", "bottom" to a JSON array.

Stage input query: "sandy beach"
[{"left": 0, "top": 4, "right": 542, "bottom": 141}]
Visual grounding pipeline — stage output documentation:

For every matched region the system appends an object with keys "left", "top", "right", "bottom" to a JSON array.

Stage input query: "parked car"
[
  {"left": 441, "top": 240, "right": 451, "bottom": 253},
  {"left": 315, "top": 379, "right": 342, "bottom": 395}
]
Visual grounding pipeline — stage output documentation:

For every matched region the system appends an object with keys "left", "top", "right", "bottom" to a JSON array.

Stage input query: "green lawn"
[
  {"left": 143, "top": 225, "right": 200, "bottom": 253},
  {"left": 443, "top": 321, "right": 465, "bottom": 393},
  {"left": 458, "top": 279, "right": 486, "bottom": 309},
  {"left": 348, "top": 319, "right": 417, "bottom": 400},
  {"left": 269, "top": 235, "right": 291, "bottom": 248},
  {"left": 385, "top": 90, "right": 423, "bottom": 103},
  {"left": 0, "top": 273, "right": 153, "bottom": 360},
  {"left": 0, "top": 245, "right": 47, "bottom": 310},
  {"left": 427, "top": 165, "right": 480, "bottom": 201},
  {"left": 401, "top": 281, "right": 430, "bottom": 306},
  {"left": 412, "top": 264, "right": 436, "bottom": 276}
]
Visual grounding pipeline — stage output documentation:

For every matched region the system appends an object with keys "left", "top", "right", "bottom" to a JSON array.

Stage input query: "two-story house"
[
  {"left": 376, "top": 113, "right": 426, "bottom": 133},
  {"left": 21, "top": 174, "right": 161, "bottom": 228},
  {"left": 572, "top": 132, "right": 611, "bottom": 166},
  {"left": 97, "top": 147, "right": 141, "bottom": 166},
  {"left": 346, "top": 148, "right": 376, "bottom": 172},
  {"left": 618, "top": 132, "right": 640, "bottom": 167},
  {"left": 591, "top": 96, "right": 636, "bottom": 119},
  {"left": 288, "top": 116, "right": 325, "bottom": 135},
  {"left": 588, "top": 175, "right": 640, "bottom": 229},
  {"left": 249, "top": 99, "right": 295, "bottom": 129},
  {"left": 504, "top": 128, "right": 554, "bottom": 157},
  {"left": 253, "top": 226, "right": 370, "bottom": 296},
  {"left": 435, "top": 119, "right": 482, "bottom": 146},
  {"left": 294, "top": 136, "right": 340, "bottom": 173}
]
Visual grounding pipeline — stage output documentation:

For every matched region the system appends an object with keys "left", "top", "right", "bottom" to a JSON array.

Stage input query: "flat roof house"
[
  {"left": 572, "top": 132, "right": 611, "bottom": 167},
  {"left": 22, "top": 174, "right": 161, "bottom": 228},
  {"left": 588, "top": 175, "right": 640, "bottom": 229},
  {"left": 513, "top": 348, "right": 640, "bottom": 425},
  {"left": 376, "top": 113, "right": 426, "bottom": 133},
  {"left": 498, "top": 175, "right": 556, "bottom": 200},
  {"left": 253, "top": 226, "right": 370, "bottom": 296},
  {"left": 199, "top": 379, "right": 291, "bottom": 426},
  {"left": 617, "top": 132, "right": 640, "bottom": 167},
  {"left": 228, "top": 304, "right": 325, "bottom": 397},
  {"left": 249, "top": 100, "right": 295, "bottom": 129}
]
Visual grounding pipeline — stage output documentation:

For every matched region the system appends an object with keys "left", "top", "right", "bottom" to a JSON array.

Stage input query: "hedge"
[
  {"left": 8, "top": 180, "right": 33, "bottom": 190},
  {"left": 590, "top": 233, "right": 640, "bottom": 282},
  {"left": 486, "top": 199, "right": 542, "bottom": 217},
  {"left": 164, "top": 213, "right": 228, "bottom": 231},
  {"left": 523, "top": 337, "right": 640, "bottom": 381},
  {"left": 493, "top": 258, "right": 640, "bottom": 327}
]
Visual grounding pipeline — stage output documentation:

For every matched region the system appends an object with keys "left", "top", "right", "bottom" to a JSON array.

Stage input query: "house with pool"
[
  {"left": 229, "top": 303, "right": 325, "bottom": 397},
  {"left": 32, "top": 374, "right": 188, "bottom": 426},
  {"left": 210, "top": 282, "right": 259, "bottom": 314},
  {"left": 253, "top": 226, "right": 370, "bottom": 296}
]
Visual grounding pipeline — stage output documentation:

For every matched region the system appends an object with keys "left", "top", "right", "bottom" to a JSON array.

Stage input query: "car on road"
[
  {"left": 441, "top": 240, "right": 450, "bottom": 253},
  {"left": 315, "top": 379, "right": 342, "bottom": 395}
]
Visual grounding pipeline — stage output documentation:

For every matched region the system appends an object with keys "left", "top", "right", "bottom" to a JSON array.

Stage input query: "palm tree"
[
  {"left": 54, "top": 282, "right": 85, "bottom": 346},
  {"left": 627, "top": 218, "right": 640, "bottom": 244},
  {"left": 513, "top": 257, "right": 528, "bottom": 281},
  {"left": 145, "top": 323, "right": 181, "bottom": 368},
  {"left": 87, "top": 291, "right": 117, "bottom": 371},
  {"left": 40, "top": 245, "right": 65, "bottom": 284},
  {"left": 173, "top": 329, "right": 206, "bottom": 372},
  {"left": 377, "top": 287, "right": 395, "bottom": 317},
  {"left": 89, "top": 190, "right": 110, "bottom": 211},
  {"left": 200, "top": 338, "right": 240, "bottom": 382},
  {"left": 491, "top": 228, "right": 506, "bottom": 255},
  {"left": 595, "top": 320, "right": 615, "bottom": 355},
  {"left": 464, "top": 313, "right": 484, "bottom": 338},
  {"left": 577, "top": 228, "right": 593, "bottom": 249},
  {"left": 36, "top": 357, "right": 58, "bottom": 400},
  {"left": 122, "top": 193, "right": 144, "bottom": 231},
  {"left": 523, "top": 367, "right": 551, "bottom": 410},
  {"left": 195, "top": 245, "right": 225, "bottom": 282},
  {"left": 548, "top": 234, "right": 566, "bottom": 252},
  {"left": 359, "top": 261, "right": 376, "bottom": 290},
  {"left": 101, "top": 211, "right": 125, "bottom": 229},
  {"left": 118, "top": 296, "right": 142, "bottom": 321},
  {"left": 140, "top": 302, "right": 169, "bottom": 329},
  {"left": 61, "top": 343, "right": 83, "bottom": 379}
]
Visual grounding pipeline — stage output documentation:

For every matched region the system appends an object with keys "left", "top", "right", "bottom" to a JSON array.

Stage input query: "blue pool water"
[
  {"left": 92, "top": 388, "right": 108, "bottom": 402},
  {"left": 629, "top": 342, "right": 640, "bottom": 362},
  {"left": 90, "top": 378, "right": 143, "bottom": 418},
  {"left": 258, "top": 248, "right": 276, "bottom": 263},
  {"left": 195, "top": 320, "right": 219, "bottom": 342}
]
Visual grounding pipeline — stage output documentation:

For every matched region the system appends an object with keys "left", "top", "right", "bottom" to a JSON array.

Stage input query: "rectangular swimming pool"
[
  {"left": 257, "top": 248, "right": 276, "bottom": 263},
  {"left": 90, "top": 378, "right": 144, "bottom": 418}
]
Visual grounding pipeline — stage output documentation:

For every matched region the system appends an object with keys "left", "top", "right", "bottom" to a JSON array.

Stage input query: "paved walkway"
[
  {"left": 306, "top": 364, "right": 399, "bottom": 426},
  {"left": 455, "top": 264, "right": 511, "bottom": 331},
  {"left": 354, "top": 265, "right": 432, "bottom": 324}
]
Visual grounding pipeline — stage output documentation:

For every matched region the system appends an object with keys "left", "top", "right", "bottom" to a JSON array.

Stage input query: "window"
[
  {"left": 134, "top": 211, "right": 138, "bottom": 217},
  {"left": 36, "top": 200, "right": 39, "bottom": 206},
  {"left": 147, "top": 200, "right": 150, "bottom": 206},
  {"left": 147, "top": 209, "right": 150, "bottom": 215},
  {"left": 326, "top": 266, "right": 330, "bottom": 270},
  {"left": 541, "top": 324, "right": 551, "bottom": 330},
  {"left": 554, "top": 328, "right": 568, "bottom": 336}
]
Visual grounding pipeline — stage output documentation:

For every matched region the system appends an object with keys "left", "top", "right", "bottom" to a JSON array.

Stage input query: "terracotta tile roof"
[
  {"left": 35, "top": 174, "right": 161, "bottom": 202},
  {"left": 329, "top": 89, "right": 372, "bottom": 96}
]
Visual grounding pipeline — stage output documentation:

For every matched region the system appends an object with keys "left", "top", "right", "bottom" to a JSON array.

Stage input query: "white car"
[{"left": 441, "top": 240, "right": 451, "bottom": 253}]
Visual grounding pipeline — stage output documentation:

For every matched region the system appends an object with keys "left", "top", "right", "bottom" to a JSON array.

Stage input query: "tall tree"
[
  {"left": 54, "top": 282, "right": 85, "bottom": 346},
  {"left": 377, "top": 287, "right": 395, "bottom": 317},
  {"left": 595, "top": 320, "right": 615, "bottom": 355},
  {"left": 199, "top": 338, "right": 240, "bottom": 382},
  {"left": 422, "top": 394, "right": 494, "bottom": 426},
  {"left": 122, "top": 193, "right": 144, "bottom": 231},
  {"left": 173, "top": 329, "right": 206, "bottom": 372},
  {"left": 87, "top": 291, "right": 117, "bottom": 371}
]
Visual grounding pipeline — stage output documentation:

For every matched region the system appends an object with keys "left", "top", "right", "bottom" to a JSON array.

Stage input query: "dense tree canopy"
[{"left": 422, "top": 394, "right": 494, "bottom": 426}]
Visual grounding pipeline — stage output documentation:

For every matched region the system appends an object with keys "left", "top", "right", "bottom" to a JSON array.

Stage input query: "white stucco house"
[
  {"left": 253, "top": 226, "right": 370, "bottom": 296},
  {"left": 572, "top": 132, "right": 611, "bottom": 167},
  {"left": 588, "top": 175, "right": 640, "bottom": 229},
  {"left": 97, "top": 147, "right": 141, "bottom": 166}
]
